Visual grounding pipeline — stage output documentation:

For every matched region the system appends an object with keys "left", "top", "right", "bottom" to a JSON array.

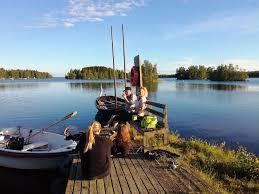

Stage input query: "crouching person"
[
  {"left": 65, "top": 121, "right": 113, "bottom": 180},
  {"left": 111, "top": 124, "right": 131, "bottom": 157}
]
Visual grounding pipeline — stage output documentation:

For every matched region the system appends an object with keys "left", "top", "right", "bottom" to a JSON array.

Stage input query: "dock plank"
[
  {"left": 89, "top": 180, "right": 97, "bottom": 194},
  {"left": 65, "top": 158, "right": 79, "bottom": 194},
  {"left": 103, "top": 175, "right": 113, "bottom": 194},
  {"left": 134, "top": 155, "right": 165, "bottom": 193},
  {"left": 73, "top": 161, "right": 82, "bottom": 194},
  {"left": 118, "top": 157, "right": 139, "bottom": 194},
  {"left": 149, "top": 159, "right": 185, "bottom": 193},
  {"left": 128, "top": 155, "right": 157, "bottom": 194},
  {"left": 96, "top": 179, "right": 105, "bottom": 194},
  {"left": 113, "top": 158, "right": 131, "bottom": 194},
  {"left": 124, "top": 157, "right": 148, "bottom": 194},
  {"left": 110, "top": 159, "right": 122, "bottom": 194},
  {"left": 81, "top": 180, "right": 90, "bottom": 194}
]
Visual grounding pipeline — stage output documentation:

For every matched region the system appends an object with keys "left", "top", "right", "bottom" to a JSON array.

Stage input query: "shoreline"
[{"left": 166, "top": 133, "right": 259, "bottom": 193}]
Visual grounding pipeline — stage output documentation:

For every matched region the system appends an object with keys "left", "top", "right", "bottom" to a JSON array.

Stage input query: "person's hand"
[
  {"left": 64, "top": 127, "right": 71, "bottom": 138},
  {"left": 122, "top": 93, "right": 126, "bottom": 99},
  {"left": 110, "top": 131, "right": 117, "bottom": 141}
]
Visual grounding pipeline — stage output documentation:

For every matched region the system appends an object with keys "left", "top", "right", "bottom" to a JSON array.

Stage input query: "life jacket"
[{"left": 130, "top": 66, "right": 139, "bottom": 86}]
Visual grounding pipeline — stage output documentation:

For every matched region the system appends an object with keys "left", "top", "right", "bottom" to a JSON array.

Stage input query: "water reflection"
[
  {"left": 68, "top": 82, "right": 114, "bottom": 92},
  {"left": 144, "top": 81, "right": 158, "bottom": 92},
  {"left": 0, "top": 83, "right": 48, "bottom": 90},
  {"left": 176, "top": 82, "right": 248, "bottom": 91},
  {"left": 143, "top": 82, "right": 158, "bottom": 100}
]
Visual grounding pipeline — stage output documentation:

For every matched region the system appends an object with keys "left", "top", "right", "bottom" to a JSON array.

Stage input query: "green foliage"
[
  {"left": 176, "top": 64, "right": 248, "bottom": 81},
  {"left": 248, "top": 71, "right": 259, "bottom": 78},
  {"left": 209, "top": 64, "right": 248, "bottom": 81},
  {"left": 142, "top": 60, "right": 158, "bottom": 84},
  {"left": 65, "top": 66, "right": 126, "bottom": 80},
  {"left": 169, "top": 134, "right": 259, "bottom": 193},
  {"left": 0, "top": 68, "right": 52, "bottom": 79}
]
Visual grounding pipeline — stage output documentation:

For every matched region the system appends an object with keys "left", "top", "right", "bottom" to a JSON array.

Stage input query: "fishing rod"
[{"left": 25, "top": 111, "right": 78, "bottom": 142}]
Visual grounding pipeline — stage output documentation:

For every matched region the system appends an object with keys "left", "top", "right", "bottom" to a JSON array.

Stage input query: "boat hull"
[
  {"left": 0, "top": 153, "right": 72, "bottom": 169},
  {"left": 0, "top": 128, "right": 76, "bottom": 169},
  {"left": 95, "top": 96, "right": 125, "bottom": 114}
]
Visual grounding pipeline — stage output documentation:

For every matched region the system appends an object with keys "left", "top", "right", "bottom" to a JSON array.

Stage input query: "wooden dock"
[{"left": 65, "top": 153, "right": 214, "bottom": 194}]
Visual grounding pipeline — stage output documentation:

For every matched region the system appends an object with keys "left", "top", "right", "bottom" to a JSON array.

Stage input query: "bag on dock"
[{"left": 141, "top": 116, "right": 158, "bottom": 129}]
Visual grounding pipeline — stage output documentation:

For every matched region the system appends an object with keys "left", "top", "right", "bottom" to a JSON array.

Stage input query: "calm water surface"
[{"left": 0, "top": 78, "right": 259, "bottom": 154}]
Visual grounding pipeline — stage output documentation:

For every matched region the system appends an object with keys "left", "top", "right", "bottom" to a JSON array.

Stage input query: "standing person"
[
  {"left": 64, "top": 121, "right": 113, "bottom": 180},
  {"left": 136, "top": 87, "right": 148, "bottom": 117},
  {"left": 111, "top": 124, "right": 131, "bottom": 157}
]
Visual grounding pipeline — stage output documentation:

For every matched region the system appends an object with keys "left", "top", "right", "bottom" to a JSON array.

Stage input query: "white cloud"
[
  {"left": 165, "top": 9, "right": 259, "bottom": 39},
  {"left": 27, "top": 0, "right": 147, "bottom": 28},
  {"left": 224, "top": 59, "right": 259, "bottom": 71},
  {"left": 64, "top": 22, "right": 74, "bottom": 28}
]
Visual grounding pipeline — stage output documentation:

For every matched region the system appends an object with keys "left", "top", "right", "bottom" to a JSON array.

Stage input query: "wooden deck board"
[
  {"left": 134, "top": 155, "right": 165, "bottom": 193},
  {"left": 110, "top": 159, "right": 122, "bottom": 194},
  {"left": 113, "top": 158, "right": 131, "bottom": 194},
  {"left": 73, "top": 162, "right": 82, "bottom": 194},
  {"left": 81, "top": 180, "right": 90, "bottom": 194},
  {"left": 103, "top": 175, "right": 113, "bottom": 194},
  {"left": 150, "top": 159, "right": 187, "bottom": 193},
  {"left": 118, "top": 157, "right": 139, "bottom": 194},
  {"left": 128, "top": 154, "right": 157, "bottom": 194},
  {"left": 89, "top": 180, "right": 97, "bottom": 194},
  {"left": 66, "top": 153, "right": 214, "bottom": 194},
  {"left": 65, "top": 158, "right": 79, "bottom": 194},
  {"left": 124, "top": 157, "right": 148, "bottom": 194},
  {"left": 96, "top": 179, "right": 105, "bottom": 194}
]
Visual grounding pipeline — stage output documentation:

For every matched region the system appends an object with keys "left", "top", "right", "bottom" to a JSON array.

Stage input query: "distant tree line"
[
  {"left": 142, "top": 60, "right": 158, "bottom": 83},
  {"left": 65, "top": 61, "right": 159, "bottom": 83},
  {"left": 248, "top": 71, "right": 259, "bottom": 78},
  {"left": 65, "top": 66, "right": 126, "bottom": 79},
  {"left": 158, "top": 74, "right": 176, "bottom": 78},
  {"left": 0, "top": 68, "right": 52, "bottom": 79},
  {"left": 176, "top": 64, "right": 248, "bottom": 81}
]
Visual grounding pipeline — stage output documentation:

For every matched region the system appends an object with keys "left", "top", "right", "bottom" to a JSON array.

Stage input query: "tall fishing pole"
[
  {"left": 122, "top": 24, "right": 127, "bottom": 88},
  {"left": 25, "top": 111, "right": 78, "bottom": 142},
  {"left": 111, "top": 26, "right": 117, "bottom": 107}
]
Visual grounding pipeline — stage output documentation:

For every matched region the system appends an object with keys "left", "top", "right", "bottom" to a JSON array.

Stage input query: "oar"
[{"left": 25, "top": 111, "right": 78, "bottom": 142}]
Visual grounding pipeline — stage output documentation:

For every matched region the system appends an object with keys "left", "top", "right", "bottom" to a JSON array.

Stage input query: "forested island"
[
  {"left": 0, "top": 68, "right": 52, "bottom": 79},
  {"left": 176, "top": 64, "right": 248, "bottom": 81},
  {"left": 65, "top": 66, "right": 126, "bottom": 79},
  {"left": 248, "top": 71, "right": 259, "bottom": 78},
  {"left": 65, "top": 60, "right": 159, "bottom": 83}
]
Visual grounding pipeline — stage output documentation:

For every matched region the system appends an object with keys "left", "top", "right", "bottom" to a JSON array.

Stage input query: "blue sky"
[{"left": 1, "top": 0, "right": 259, "bottom": 76}]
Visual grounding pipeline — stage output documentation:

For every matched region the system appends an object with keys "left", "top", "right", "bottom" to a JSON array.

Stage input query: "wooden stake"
[
  {"left": 111, "top": 26, "right": 117, "bottom": 107},
  {"left": 122, "top": 24, "right": 127, "bottom": 88}
]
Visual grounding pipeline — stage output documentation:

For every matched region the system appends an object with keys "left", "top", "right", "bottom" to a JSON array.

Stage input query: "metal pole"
[
  {"left": 111, "top": 26, "right": 117, "bottom": 107},
  {"left": 122, "top": 24, "right": 127, "bottom": 88}
]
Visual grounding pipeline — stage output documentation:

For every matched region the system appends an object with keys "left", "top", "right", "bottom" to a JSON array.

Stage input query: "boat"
[
  {"left": 95, "top": 95, "right": 125, "bottom": 114},
  {"left": 0, "top": 127, "right": 77, "bottom": 170}
]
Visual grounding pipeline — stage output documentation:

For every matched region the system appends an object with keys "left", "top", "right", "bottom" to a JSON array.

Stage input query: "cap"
[{"left": 124, "top": 86, "right": 132, "bottom": 91}]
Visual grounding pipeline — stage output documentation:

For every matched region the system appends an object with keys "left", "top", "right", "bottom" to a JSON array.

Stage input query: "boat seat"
[{"left": 22, "top": 141, "right": 49, "bottom": 152}]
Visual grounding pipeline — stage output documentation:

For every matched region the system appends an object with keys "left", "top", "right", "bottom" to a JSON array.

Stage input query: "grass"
[{"left": 167, "top": 132, "right": 259, "bottom": 193}]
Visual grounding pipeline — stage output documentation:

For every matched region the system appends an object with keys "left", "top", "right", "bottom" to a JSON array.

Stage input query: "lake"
[{"left": 0, "top": 78, "right": 259, "bottom": 155}]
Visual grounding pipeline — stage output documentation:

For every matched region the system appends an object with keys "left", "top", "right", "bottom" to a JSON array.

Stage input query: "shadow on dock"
[{"left": 0, "top": 166, "right": 68, "bottom": 194}]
